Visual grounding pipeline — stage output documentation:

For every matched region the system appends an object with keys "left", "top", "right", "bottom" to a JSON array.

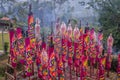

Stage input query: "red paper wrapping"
[
  {"left": 30, "top": 38, "right": 36, "bottom": 49},
  {"left": 16, "top": 28, "right": 25, "bottom": 64},
  {"left": 58, "top": 56, "right": 65, "bottom": 80},
  {"left": 11, "top": 49, "right": 17, "bottom": 68},
  {"left": 81, "top": 55, "right": 88, "bottom": 79},
  {"left": 62, "top": 38, "right": 67, "bottom": 63},
  {"left": 105, "top": 53, "right": 112, "bottom": 70},
  {"left": 60, "top": 22, "right": 67, "bottom": 63},
  {"left": 54, "top": 36, "right": 61, "bottom": 62},
  {"left": 68, "top": 39, "right": 73, "bottom": 66},
  {"left": 36, "top": 40, "right": 42, "bottom": 66},
  {"left": 16, "top": 27, "right": 22, "bottom": 39},
  {"left": 38, "top": 64, "right": 43, "bottom": 78},
  {"left": 98, "top": 57, "right": 106, "bottom": 80},
  {"left": 83, "top": 33, "right": 90, "bottom": 55},
  {"left": 79, "top": 33, "right": 83, "bottom": 54},
  {"left": 41, "top": 49, "right": 48, "bottom": 80},
  {"left": 48, "top": 47, "right": 54, "bottom": 59},
  {"left": 9, "top": 29, "right": 15, "bottom": 50},
  {"left": 36, "top": 52, "right": 41, "bottom": 66},
  {"left": 9, "top": 30, "right": 17, "bottom": 68},
  {"left": 25, "top": 37, "right": 32, "bottom": 77},
  {"left": 36, "top": 40, "right": 43, "bottom": 78},
  {"left": 48, "top": 51, "right": 57, "bottom": 79},
  {"left": 91, "top": 45, "right": 97, "bottom": 66},
  {"left": 105, "top": 34, "right": 113, "bottom": 76},
  {"left": 90, "top": 55, "right": 96, "bottom": 66},
  {"left": 74, "top": 42, "right": 80, "bottom": 67}
]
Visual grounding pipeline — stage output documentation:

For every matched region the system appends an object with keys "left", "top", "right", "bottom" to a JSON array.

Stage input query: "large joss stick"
[
  {"left": 16, "top": 28, "right": 25, "bottom": 65},
  {"left": 27, "top": 3, "right": 35, "bottom": 51},
  {"left": 73, "top": 25, "right": 80, "bottom": 80},
  {"left": 98, "top": 56, "right": 106, "bottom": 80},
  {"left": 9, "top": 29, "right": 18, "bottom": 79},
  {"left": 67, "top": 24, "right": 73, "bottom": 80},
  {"left": 41, "top": 34, "right": 48, "bottom": 80},
  {"left": 89, "top": 28, "right": 96, "bottom": 78},
  {"left": 16, "top": 28, "right": 24, "bottom": 55},
  {"left": 41, "top": 48, "right": 48, "bottom": 80},
  {"left": 106, "top": 33, "right": 114, "bottom": 77},
  {"left": 60, "top": 22, "right": 67, "bottom": 79},
  {"left": 9, "top": 29, "right": 17, "bottom": 68},
  {"left": 36, "top": 32, "right": 42, "bottom": 79},
  {"left": 96, "top": 30, "right": 104, "bottom": 79},
  {"left": 79, "top": 28, "right": 84, "bottom": 53},
  {"left": 16, "top": 27, "right": 26, "bottom": 77},
  {"left": 54, "top": 25, "right": 64, "bottom": 79},
  {"left": 35, "top": 18, "right": 41, "bottom": 40},
  {"left": 58, "top": 55, "right": 64, "bottom": 80},
  {"left": 84, "top": 27, "right": 90, "bottom": 56},
  {"left": 79, "top": 28, "right": 84, "bottom": 79},
  {"left": 28, "top": 4, "right": 34, "bottom": 28},
  {"left": 49, "top": 51, "right": 57, "bottom": 80},
  {"left": 48, "top": 31, "right": 57, "bottom": 80},
  {"left": 81, "top": 54, "right": 88, "bottom": 80},
  {"left": 35, "top": 18, "right": 41, "bottom": 78},
  {"left": 28, "top": 4, "right": 35, "bottom": 75},
  {"left": 25, "top": 37, "right": 32, "bottom": 79},
  {"left": 97, "top": 30, "right": 103, "bottom": 56},
  {"left": 82, "top": 28, "right": 90, "bottom": 78},
  {"left": 54, "top": 29, "right": 64, "bottom": 80},
  {"left": 117, "top": 54, "right": 120, "bottom": 80},
  {"left": 36, "top": 43, "right": 42, "bottom": 79},
  {"left": 41, "top": 34, "right": 47, "bottom": 79}
]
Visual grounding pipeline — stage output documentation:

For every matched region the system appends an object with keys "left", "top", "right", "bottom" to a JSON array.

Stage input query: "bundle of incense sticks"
[{"left": 8, "top": 15, "right": 116, "bottom": 80}]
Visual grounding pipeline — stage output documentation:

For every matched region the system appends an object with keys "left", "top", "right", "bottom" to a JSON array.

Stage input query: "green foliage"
[
  {"left": 70, "top": 19, "right": 78, "bottom": 29},
  {"left": 4, "top": 42, "right": 9, "bottom": 54},
  {"left": 110, "top": 57, "right": 118, "bottom": 72},
  {"left": 0, "top": 67, "right": 5, "bottom": 77},
  {"left": 0, "top": 33, "right": 9, "bottom": 51}
]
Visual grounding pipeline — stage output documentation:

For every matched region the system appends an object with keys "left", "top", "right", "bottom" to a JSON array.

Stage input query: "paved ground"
[
  {"left": 0, "top": 50, "right": 3, "bottom": 56},
  {"left": 0, "top": 31, "right": 8, "bottom": 33}
]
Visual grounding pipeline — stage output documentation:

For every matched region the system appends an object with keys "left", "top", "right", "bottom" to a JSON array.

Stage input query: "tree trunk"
[{"left": 2, "top": 29, "right": 5, "bottom": 54}]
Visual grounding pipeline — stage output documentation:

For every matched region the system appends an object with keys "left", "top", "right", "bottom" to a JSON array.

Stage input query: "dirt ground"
[{"left": 0, "top": 54, "right": 118, "bottom": 80}]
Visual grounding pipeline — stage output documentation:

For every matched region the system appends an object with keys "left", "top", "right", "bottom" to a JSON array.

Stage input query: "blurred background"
[{"left": 0, "top": 0, "right": 120, "bottom": 54}]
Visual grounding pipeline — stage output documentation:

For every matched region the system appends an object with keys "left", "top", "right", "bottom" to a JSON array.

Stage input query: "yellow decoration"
[
  {"left": 101, "top": 57, "right": 106, "bottom": 67},
  {"left": 39, "top": 66, "right": 42, "bottom": 71},
  {"left": 83, "top": 59, "right": 88, "bottom": 68},
  {"left": 76, "top": 53, "right": 80, "bottom": 59},
  {"left": 50, "top": 66, "right": 55, "bottom": 72},
  {"left": 100, "top": 77, "right": 105, "bottom": 80},
  {"left": 60, "top": 77, "right": 64, "bottom": 80},
  {"left": 43, "top": 70, "right": 48, "bottom": 76}
]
